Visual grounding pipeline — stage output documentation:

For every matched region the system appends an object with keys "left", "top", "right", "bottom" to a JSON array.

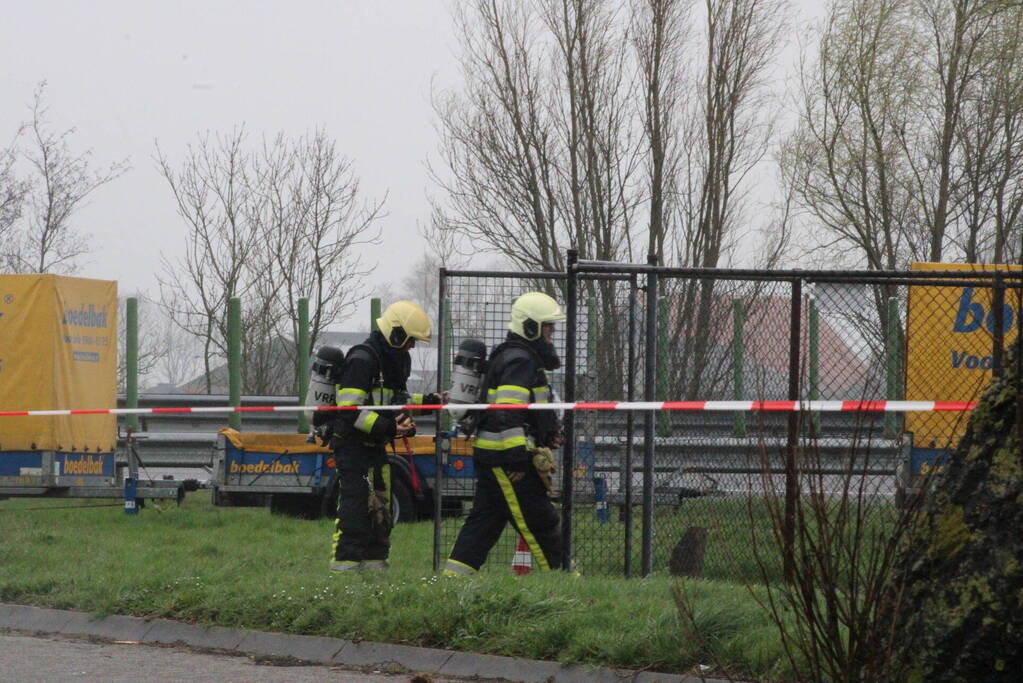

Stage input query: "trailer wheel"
[
  {"left": 391, "top": 475, "right": 415, "bottom": 524},
  {"left": 320, "top": 476, "right": 340, "bottom": 520}
]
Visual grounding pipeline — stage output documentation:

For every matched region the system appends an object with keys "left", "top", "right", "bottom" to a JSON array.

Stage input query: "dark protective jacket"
[
  {"left": 472, "top": 333, "right": 560, "bottom": 467},
  {"left": 332, "top": 331, "right": 429, "bottom": 446}
]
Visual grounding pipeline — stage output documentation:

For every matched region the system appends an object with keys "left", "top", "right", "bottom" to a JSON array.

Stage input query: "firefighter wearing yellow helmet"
[
  {"left": 444, "top": 291, "right": 566, "bottom": 576},
  {"left": 329, "top": 300, "right": 438, "bottom": 572}
]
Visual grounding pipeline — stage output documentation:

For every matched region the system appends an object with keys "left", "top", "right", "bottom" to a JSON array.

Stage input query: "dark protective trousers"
[
  {"left": 448, "top": 464, "right": 563, "bottom": 572},
  {"left": 332, "top": 444, "right": 392, "bottom": 563}
]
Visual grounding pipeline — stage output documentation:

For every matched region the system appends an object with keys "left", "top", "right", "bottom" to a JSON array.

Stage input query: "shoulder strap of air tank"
[{"left": 345, "top": 343, "right": 384, "bottom": 388}]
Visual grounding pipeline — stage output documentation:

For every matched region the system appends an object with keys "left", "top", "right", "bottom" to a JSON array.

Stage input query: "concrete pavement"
[{"left": 0, "top": 602, "right": 709, "bottom": 682}]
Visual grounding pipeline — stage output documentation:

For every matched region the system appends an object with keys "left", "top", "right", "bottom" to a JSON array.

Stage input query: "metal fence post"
[
  {"left": 433, "top": 272, "right": 447, "bottom": 572},
  {"left": 784, "top": 276, "right": 802, "bottom": 584},
  {"left": 732, "top": 298, "right": 745, "bottom": 438},
  {"left": 808, "top": 297, "right": 820, "bottom": 437},
  {"left": 642, "top": 253, "right": 659, "bottom": 577},
  {"left": 228, "top": 298, "right": 241, "bottom": 431},
  {"left": 885, "top": 297, "right": 902, "bottom": 439},
  {"left": 125, "top": 297, "right": 139, "bottom": 432},
  {"left": 297, "top": 297, "right": 310, "bottom": 434},
  {"left": 440, "top": 296, "right": 453, "bottom": 434},
  {"left": 562, "top": 249, "right": 579, "bottom": 572}
]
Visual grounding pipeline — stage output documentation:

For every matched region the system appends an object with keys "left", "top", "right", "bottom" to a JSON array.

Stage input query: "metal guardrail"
[{"left": 116, "top": 394, "right": 903, "bottom": 471}]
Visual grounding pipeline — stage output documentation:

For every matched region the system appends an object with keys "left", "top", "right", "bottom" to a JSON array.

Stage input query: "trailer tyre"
[
  {"left": 318, "top": 475, "right": 414, "bottom": 523},
  {"left": 391, "top": 475, "right": 415, "bottom": 524},
  {"left": 320, "top": 476, "right": 341, "bottom": 519}
]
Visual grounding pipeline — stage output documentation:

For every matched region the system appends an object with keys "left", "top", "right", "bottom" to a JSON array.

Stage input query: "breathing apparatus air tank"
[
  {"left": 305, "top": 345, "right": 345, "bottom": 429},
  {"left": 448, "top": 338, "right": 487, "bottom": 431}
]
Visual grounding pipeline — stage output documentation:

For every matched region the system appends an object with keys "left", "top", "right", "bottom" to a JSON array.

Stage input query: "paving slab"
[
  {"left": 139, "top": 618, "right": 248, "bottom": 651},
  {"left": 440, "top": 651, "right": 577, "bottom": 681},
  {"left": 0, "top": 604, "right": 76, "bottom": 633},
  {"left": 332, "top": 639, "right": 454, "bottom": 673},
  {"left": 236, "top": 629, "right": 345, "bottom": 664},
  {"left": 57, "top": 612, "right": 153, "bottom": 641}
]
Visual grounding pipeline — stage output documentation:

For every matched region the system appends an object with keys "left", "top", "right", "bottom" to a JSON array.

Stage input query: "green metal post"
[
  {"left": 228, "top": 298, "right": 242, "bottom": 430},
  {"left": 808, "top": 298, "right": 820, "bottom": 436},
  {"left": 125, "top": 297, "right": 139, "bottom": 432},
  {"left": 656, "top": 297, "right": 671, "bottom": 437},
  {"left": 440, "top": 297, "right": 453, "bottom": 433},
  {"left": 732, "top": 299, "right": 746, "bottom": 437},
  {"left": 885, "top": 297, "right": 902, "bottom": 439},
  {"left": 370, "top": 297, "right": 381, "bottom": 333},
  {"left": 297, "top": 297, "right": 310, "bottom": 434}
]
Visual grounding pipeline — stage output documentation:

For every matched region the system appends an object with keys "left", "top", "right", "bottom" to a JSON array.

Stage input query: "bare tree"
[
  {"left": 904, "top": 0, "right": 1009, "bottom": 262},
  {"left": 156, "top": 129, "right": 257, "bottom": 393},
  {"left": 0, "top": 139, "right": 28, "bottom": 270},
  {"left": 158, "top": 128, "right": 381, "bottom": 395},
  {"left": 5, "top": 83, "right": 127, "bottom": 274},
  {"left": 152, "top": 309, "right": 203, "bottom": 390},
  {"left": 949, "top": 5, "right": 1023, "bottom": 264},
  {"left": 255, "top": 129, "right": 381, "bottom": 362},
  {"left": 632, "top": 0, "right": 692, "bottom": 262},
  {"left": 432, "top": 0, "right": 789, "bottom": 400},
  {"left": 660, "top": 0, "right": 790, "bottom": 399},
  {"left": 782, "top": 0, "right": 920, "bottom": 272},
  {"left": 432, "top": 0, "right": 642, "bottom": 274},
  {"left": 787, "top": 0, "right": 1021, "bottom": 269},
  {"left": 388, "top": 215, "right": 472, "bottom": 325}
]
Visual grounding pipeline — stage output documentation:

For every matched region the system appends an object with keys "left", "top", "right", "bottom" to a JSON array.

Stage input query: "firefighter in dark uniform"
[
  {"left": 329, "top": 301, "right": 435, "bottom": 572},
  {"left": 444, "top": 292, "right": 566, "bottom": 575}
]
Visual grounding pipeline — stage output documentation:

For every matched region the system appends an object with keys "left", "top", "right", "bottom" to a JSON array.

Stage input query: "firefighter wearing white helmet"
[
  {"left": 444, "top": 291, "right": 566, "bottom": 576},
  {"left": 329, "top": 300, "right": 439, "bottom": 572}
]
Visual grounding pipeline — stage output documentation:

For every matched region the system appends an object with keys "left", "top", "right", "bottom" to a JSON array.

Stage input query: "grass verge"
[{"left": 0, "top": 495, "right": 793, "bottom": 680}]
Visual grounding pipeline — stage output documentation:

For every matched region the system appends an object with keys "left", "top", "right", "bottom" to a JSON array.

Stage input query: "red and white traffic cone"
[{"left": 511, "top": 535, "right": 533, "bottom": 575}]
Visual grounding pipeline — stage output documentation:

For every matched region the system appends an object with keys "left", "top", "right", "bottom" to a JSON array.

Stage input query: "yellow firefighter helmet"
[
  {"left": 377, "top": 300, "right": 432, "bottom": 347},
  {"left": 509, "top": 292, "right": 566, "bottom": 341}
]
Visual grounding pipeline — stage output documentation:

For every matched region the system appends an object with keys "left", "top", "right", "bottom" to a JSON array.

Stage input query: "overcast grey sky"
[
  {"left": 1, "top": 0, "right": 460, "bottom": 329},
  {"left": 2, "top": 1, "right": 822, "bottom": 331}
]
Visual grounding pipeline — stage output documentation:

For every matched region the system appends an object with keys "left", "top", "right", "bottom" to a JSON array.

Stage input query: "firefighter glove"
[
  {"left": 395, "top": 412, "right": 416, "bottom": 438},
  {"left": 368, "top": 490, "right": 393, "bottom": 533},
  {"left": 532, "top": 447, "right": 556, "bottom": 494}
]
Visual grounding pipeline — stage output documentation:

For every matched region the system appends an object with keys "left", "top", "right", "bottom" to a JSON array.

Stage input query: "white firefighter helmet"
[
  {"left": 377, "top": 300, "right": 432, "bottom": 347},
  {"left": 508, "top": 292, "right": 566, "bottom": 341}
]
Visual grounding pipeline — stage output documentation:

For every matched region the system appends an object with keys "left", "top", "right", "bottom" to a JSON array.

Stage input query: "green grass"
[
  {"left": 0, "top": 494, "right": 796, "bottom": 680},
  {"left": 438, "top": 497, "right": 786, "bottom": 583}
]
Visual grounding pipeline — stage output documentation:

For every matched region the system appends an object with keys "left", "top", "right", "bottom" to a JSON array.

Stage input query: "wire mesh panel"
[
  {"left": 568, "top": 275, "right": 642, "bottom": 576},
  {"left": 635, "top": 275, "right": 799, "bottom": 580},
  {"left": 435, "top": 271, "right": 568, "bottom": 573}
]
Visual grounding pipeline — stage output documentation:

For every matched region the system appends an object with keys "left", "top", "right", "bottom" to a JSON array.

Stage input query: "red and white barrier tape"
[{"left": 0, "top": 400, "right": 976, "bottom": 418}]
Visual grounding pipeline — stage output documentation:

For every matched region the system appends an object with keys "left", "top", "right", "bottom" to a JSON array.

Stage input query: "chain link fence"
[{"left": 434, "top": 261, "right": 1021, "bottom": 581}]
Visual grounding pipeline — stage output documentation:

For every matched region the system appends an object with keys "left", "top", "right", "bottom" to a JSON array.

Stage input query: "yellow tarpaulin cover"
[
  {"left": 0, "top": 274, "right": 117, "bottom": 452},
  {"left": 220, "top": 428, "right": 473, "bottom": 456},
  {"left": 906, "top": 262, "right": 1020, "bottom": 448}
]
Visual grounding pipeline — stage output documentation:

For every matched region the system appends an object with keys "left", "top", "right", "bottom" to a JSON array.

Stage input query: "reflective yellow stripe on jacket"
[
  {"left": 476, "top": 383, "right": 532, "bottom": 454},
  {"left": 337, "top": 385, "right": 392, "bottom": 435},
  {"left": 492, "top": 385, "right": 530, "bottom": 405}
]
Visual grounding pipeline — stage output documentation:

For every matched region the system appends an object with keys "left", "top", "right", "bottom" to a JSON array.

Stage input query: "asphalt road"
[{"left": 0, "top": 633, "right": 451, "bottom": 683}]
